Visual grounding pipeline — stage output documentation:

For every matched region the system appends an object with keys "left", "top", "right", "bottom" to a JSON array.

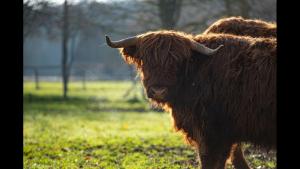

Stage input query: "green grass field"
[{"left": 24, "top": 81, "right": 276, "bottom": 169}]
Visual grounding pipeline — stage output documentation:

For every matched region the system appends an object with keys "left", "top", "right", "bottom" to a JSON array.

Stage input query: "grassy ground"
[{"left": 24, "top": 81, "right": 276, "bottom": 169}]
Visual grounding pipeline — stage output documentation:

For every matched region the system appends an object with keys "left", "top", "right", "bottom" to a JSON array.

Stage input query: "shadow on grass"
[
  {"left": 23, "top": 94, "right": 152, "bottom": 114},
  {"left": 77, "top": 142, "right": 199, "bottom": 167},
  {"left": 24, "top": 94, "right": 109, "bottom": 103}
]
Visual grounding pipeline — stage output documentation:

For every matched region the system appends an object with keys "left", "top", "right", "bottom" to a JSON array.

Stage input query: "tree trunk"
[
  {"left": 239, "top": 0, "right": 250, "bottom": 18},
  {"left": 82, "top": 70, "right": 86, "bottom": 90},
  {"left": 224, "top": 0, "right": 250, "bottom": 18},
  {"left": 224, "top": 0, "right": 233, "bottom": 16},
  {"left": 62, "top": 0, "right": 69, "bottom": 99},
  {"left": 158, "top": 0, "right": 182, "bottom": 29}
]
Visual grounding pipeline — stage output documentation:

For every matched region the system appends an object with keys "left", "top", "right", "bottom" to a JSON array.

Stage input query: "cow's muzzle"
[{"left": 147, "top": 86, "right": 168, "bottom": 100}]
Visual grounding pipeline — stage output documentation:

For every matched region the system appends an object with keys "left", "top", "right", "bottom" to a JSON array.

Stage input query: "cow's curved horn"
[
  {"left": 105, "top": 35, "right": 138, "bottom": 48},
  {"left": 190, "top": 40, "right": 223, "bottom": 55}
]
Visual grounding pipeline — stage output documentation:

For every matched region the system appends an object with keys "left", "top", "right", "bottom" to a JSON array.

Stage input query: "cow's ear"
[
  {"left": 120, "top": 45, "right": 142, "bottom": 65},
  {"left": 120, "top": 46, "right": 137, "bottom": 58}
]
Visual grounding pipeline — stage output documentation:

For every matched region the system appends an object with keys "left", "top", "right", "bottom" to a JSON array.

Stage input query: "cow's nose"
[
  {"left": 147, "top": 88, "right": 155, "bottom": 98},
  {"left": 149, "top": 86, "right": 167, "bottom": 98}
]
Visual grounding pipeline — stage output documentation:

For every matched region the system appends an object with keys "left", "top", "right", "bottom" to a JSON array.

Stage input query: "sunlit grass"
[{"left": 24, "top": 81, "right": 276, "bottom": 169}]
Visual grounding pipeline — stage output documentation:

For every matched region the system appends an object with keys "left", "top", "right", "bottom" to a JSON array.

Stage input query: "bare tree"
[
  {"left": 239, "top": 0, "right": 250, "bottom": 18},
  {"left": 224, "top": 0, "right": 250, "bottom": 17},
  {"left": 62, "top": 0, "right": 69, "bottom": 98},
  {"left": 157, "top": 0, "right": 183, "bottom": 29},
  {"left": 23, "top": 0, "right": 55, "bottom": 43},
  {"left": 61, "top": 1, "right": 87, "bottom": 98},
  {"left": 23, "top": 1, "right": 36, "bottom": 43}
]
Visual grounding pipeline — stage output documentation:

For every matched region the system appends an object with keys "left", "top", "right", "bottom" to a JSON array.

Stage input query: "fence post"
[
  {"left": 82, "top": 70, "right": 86, "bottom": 90},
  {"left": 34, "top": 68, "right": 40, "bottom": 90}
]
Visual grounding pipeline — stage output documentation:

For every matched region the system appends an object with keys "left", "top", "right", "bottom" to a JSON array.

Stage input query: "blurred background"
[
  {"left": 24, "top": 0, "right": 276, "bottom": 98},
  {"left": 23, "top": 0, "right": 276, "bottom": 168}
]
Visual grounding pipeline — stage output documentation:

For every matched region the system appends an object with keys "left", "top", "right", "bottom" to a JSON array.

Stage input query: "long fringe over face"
[
  {"left": 120, "top": 31, "right": 195, "bottom": 69},
  {"left": 120, "top": 31, "right": 199, "bottom": 105}
]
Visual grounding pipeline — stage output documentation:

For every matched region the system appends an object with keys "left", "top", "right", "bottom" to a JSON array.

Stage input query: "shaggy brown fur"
[
  {"left": 203, "top": 16, "right": 276, "bottom": 38},
  {"left": 202, "top": 17, "right": 276, "bottom": 169},
  {"left": 116, "top": 30, "right": 276, "bottom": 169}
]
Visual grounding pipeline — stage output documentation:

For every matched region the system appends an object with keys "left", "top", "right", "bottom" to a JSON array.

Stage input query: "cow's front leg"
[
  {"left": 197, "top": 141, "right": 232, "bottom": 169},
  {"left": 230, "top": 144, "right": 251, "bottom": 169}
]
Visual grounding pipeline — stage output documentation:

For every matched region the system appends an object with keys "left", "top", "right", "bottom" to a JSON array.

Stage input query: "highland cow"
[
  {"left": 106, "top": 29, "right": 276, "bottom": 169},
  {"left": 202, "top": 17, "right": 277, "bottom": 169},
  {"left": 203, "top": 16, "right": 276, "bottom": 38}
]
